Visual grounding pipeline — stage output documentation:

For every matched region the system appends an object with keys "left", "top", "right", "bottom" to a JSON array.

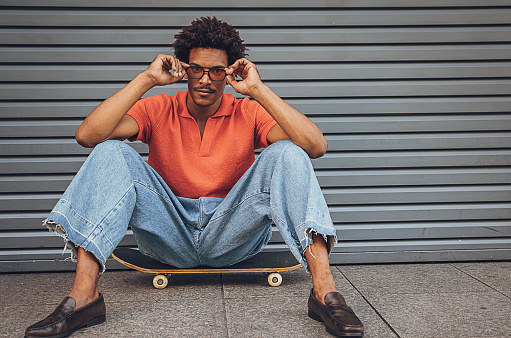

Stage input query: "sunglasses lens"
[
  {"left": 187, "top": 66, "right": 203, "bottom": 78},
  {"left": 210, "top": 69, "right": 226, "bottom": 81}
]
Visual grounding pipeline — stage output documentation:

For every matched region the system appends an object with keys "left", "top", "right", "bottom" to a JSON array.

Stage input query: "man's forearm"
[
  {"left": 75, "top": 72, "right": 156, "bottom": 148},
  {"left": 249, "top": 83, "right": 328, "bottom": 158}
]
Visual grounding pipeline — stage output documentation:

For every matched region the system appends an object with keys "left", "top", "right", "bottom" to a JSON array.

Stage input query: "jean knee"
[
  {"left": 264, "top": 140, "right": 308, "bottom": 161},
  {"left": 90, "top": 140, "right": 136, "bottom": 158},
  {"left": 269, "top": 141, "right": 311, "bottom": 172},
  {"left": 90, "top": 139, "right": 121, "bottom": 154}
]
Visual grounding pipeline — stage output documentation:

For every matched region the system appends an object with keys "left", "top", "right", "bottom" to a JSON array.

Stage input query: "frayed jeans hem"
[
  {"left": 43, "top": 219, "right": 106, "bottom": 275},
  {"left": 300, "top": 227, "right": 337, "bottom": 272}
]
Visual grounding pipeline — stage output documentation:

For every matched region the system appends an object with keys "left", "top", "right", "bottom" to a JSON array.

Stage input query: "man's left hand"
[{"left": 225, "top": 58, "right": 264, "bottom": 96}]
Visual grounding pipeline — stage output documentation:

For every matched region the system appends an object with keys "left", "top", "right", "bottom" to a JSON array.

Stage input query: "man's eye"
[
  {"left": 190, "top": 67, "right": 202, "bottom": 73},
  {"left": 211, "top": 69, "right": 224, "bottom": 75}
]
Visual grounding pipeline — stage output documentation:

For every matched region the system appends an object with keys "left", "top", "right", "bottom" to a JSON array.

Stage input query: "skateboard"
[{"left": 112, "top": 247, "right": 302, "bottom": 289}]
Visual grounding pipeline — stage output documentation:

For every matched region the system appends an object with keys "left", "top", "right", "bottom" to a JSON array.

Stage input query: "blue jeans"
[{"left": 45, "top": 140, "right": 336, "bottom": 273}]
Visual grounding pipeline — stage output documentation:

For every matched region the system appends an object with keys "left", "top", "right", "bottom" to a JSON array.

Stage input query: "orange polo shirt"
[{"left": 127, "top": 91, "right": 277, "bottom": 198}]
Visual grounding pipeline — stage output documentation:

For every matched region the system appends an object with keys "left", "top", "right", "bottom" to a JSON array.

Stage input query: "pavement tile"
[
  {"left": 1, "top": 303, "right": 58, "bottom": 337},
  {"left": 337, "top": 263, "right": 489, "bottom": 295},
  {"left": 331, "top": 267, "right": 362, "bottom": 297},
  {"left": 450, "top": 261, "right": 511, "bottom": 297},
  {"left": 80, "top": 297, "right": 227, "bottom": 337},
  {"left": 0, "top": 272, "right": 75, "bottom": 306},
  {"left": 225, "top": 295, "right": 325, "bottom": 337},
  {"left": 363, "top": 291, "right": 511, "bottom": 338},
  {"left": 99, "top": 270, "right": 224, "bottom": 302}
]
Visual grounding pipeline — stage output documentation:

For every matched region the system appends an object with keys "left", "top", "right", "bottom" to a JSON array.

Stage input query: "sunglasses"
[{"left": 185, "top": 66, "right": 227, "bottom": 81}]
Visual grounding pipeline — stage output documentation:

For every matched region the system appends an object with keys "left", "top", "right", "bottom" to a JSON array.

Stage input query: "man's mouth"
[{"left": 195, "top": 87, "right": 215, "bottom": 94}]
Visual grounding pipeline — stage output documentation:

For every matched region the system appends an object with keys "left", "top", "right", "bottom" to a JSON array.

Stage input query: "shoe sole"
[
  {"left": 24, "top": 315, "right": 106, "bottom": 338},
  {"left": 308, "top": 310, "right": 364, "bottom": 337},
  {"left": 308, "top": 309, "right": 323, "bottom": 322},
  {"left": 84, "top": 314, "right": 106, "bottom": 328}
]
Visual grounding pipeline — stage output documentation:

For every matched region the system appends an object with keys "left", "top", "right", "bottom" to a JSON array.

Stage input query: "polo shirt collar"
[{"left": 176, "top": 91, "right": 235, "bottom": 119}]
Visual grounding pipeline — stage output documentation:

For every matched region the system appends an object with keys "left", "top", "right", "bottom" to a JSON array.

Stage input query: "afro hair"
[{"left": 172, "top": 17, "right": 248, "bottom": 66}]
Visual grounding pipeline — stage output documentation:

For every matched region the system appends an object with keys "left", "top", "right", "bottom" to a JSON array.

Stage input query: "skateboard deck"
[{"left": 112, "top": 247, "right": 301, "bottom": 288}]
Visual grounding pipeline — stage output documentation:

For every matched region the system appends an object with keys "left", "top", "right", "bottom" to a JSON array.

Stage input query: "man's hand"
[
  {"left": 143, "top": 54, "right": 189, "bottom": 86},
  {"left": 225, "top": 58, "right": 264, "bottom": 96}
]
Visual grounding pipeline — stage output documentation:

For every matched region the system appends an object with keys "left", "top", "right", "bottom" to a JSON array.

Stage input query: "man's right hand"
[{"left": 143, "top": 54, "right": 189, "bottom": 86}]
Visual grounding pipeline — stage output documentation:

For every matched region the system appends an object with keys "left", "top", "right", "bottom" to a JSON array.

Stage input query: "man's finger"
[
  {"left": 228, "top": 58, "right": 244, "bottom": 72},
  {"left": 161, "top": 56, "right": 175, "bottom": 72},
  {"left": 225, "top": 74, "right": 237, "bottom": 87}
]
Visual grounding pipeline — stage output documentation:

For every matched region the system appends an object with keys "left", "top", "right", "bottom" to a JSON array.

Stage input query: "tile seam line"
[
  {"left": 220, "top": 273, "right": 231, "bottom": 338},
  {"left": 336, "top": 266, "right": 402, "bottom": 338},
  {"left": 448, "top": 263, "right": 511, "bottom": 301}
]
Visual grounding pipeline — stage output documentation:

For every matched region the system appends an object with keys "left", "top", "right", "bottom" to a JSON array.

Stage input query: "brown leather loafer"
[
  {"left": 24, "top": 294, "right": 106, "bottom": 338},
  {"left": 308, "top": 289, "right": 364, "bottom": 337}
]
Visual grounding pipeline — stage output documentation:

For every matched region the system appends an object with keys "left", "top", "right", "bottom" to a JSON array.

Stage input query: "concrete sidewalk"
[{"left": 1, "top": 261, "right": 510, "bottom": 337}]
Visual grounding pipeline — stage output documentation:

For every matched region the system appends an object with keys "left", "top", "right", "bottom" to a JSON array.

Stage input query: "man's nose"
[{"left": 199, "top": 71, "right": 212, "bottom": 84}]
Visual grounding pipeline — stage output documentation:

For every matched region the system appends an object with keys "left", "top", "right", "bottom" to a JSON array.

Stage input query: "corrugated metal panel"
[
  {"left": 3, "top": 45, "right": 511, "bottom": 63},
  {"left": 0, "top": 1, "right": 510, "bottom": 272},
  {"left": 2, "top": 0, "right": 510, "bottom": 7}
]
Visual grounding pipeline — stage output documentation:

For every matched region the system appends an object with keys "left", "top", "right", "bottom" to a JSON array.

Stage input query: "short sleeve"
[
  {"left": 241, "top": 99, "right": 277, "bottom": 149},
  {"left": 126, "top": 94, "right": 170, "bottom": 143}
]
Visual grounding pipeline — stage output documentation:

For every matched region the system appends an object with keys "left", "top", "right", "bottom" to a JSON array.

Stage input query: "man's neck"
[{"left": 186, "top": 95, "right": 223, "bottom": 122}]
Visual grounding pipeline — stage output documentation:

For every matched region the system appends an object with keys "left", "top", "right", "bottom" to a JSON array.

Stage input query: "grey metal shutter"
[{"left": 0, "top": 1, "right": 510, "bottom": 272}]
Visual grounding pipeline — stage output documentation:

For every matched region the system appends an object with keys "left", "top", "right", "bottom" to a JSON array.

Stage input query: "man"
[{"left": 25, "top": 17, "right": 364, "bottom": 337}]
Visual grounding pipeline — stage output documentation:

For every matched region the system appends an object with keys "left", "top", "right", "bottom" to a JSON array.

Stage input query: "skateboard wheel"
[
  {"left": 268, "top": 273, "right": 282, "bottom": 287},
  {"left": 153, "top": 274, "right": 168, "bottom": 289}
]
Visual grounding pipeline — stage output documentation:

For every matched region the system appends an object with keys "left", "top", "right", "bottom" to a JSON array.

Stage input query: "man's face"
[{"left": 186, "top": 48, "right": 228, "bottom": 110}]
